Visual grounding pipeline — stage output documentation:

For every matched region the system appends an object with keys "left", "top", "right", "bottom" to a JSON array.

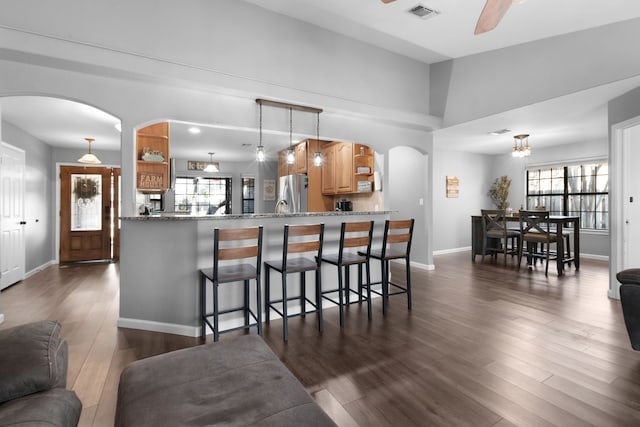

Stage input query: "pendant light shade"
[
  {"left": 204, "top": 152, "right": 219, "bottom": 172},
  {"left": 511, "top": 134, "right": 531, "bottom": 158},
  {"left": 78, "top": 138, "right": 101, "bottom": 164},
  {"left": 256, "top": 101, "right": 266, "bottom": 162},
  {"left": 313, "top": 111, "right": 323, "bottom": 166},
  {"left": 286, "top": 107, "right": 295, "bottom": 165}
]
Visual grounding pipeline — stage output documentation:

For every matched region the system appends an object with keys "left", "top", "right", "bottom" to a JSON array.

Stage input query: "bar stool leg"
[
  {"left": 345, "top": 265, "right": 351, "bottom": 305},
  {"left": 337, "top": 266, "right": 345, "bottom": 326},
  {"left": 316, "top": 268, "right": 323, "bottom": 333},
  {"left": 405, "top": 256, "right": 412, "bottom": 310},
  {"left": 255, "top": 275, "right": 263, "bottom": 336},
  {"left": 244, "top": 280, "right": 250, "bottom": 327},
  {"left": 357, "top": 264, "right": 363, "bottom": 304},
  {"left": 265, "top": 266, "right": 271, "bottom": 324},
  {"left": 300, "top": 272, "right": 306, "bottom": 318},
  {"left": 282, "top": 274, "right": 289, "bottom": 342},
  {"left": 200, "top": 273, "right": 206, "bottom": 339},
  {"left": 213, "top": 281, "right": 220, "bottom": 342},
  {"left": 365, "top": 261, "right": 372, "bottom": 320},
  {"left": 381, "top": 259, "right": 389, "bottom": 316}
]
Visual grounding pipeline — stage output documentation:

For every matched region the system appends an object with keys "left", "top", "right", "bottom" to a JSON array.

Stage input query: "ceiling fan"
[{"left": 380, "top": 0, "right": 515, "bottom": 35}]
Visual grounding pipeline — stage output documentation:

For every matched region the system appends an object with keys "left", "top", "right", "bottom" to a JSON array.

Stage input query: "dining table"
[{"left": 471, "top": 214, "right": 580, "bottom": 276}]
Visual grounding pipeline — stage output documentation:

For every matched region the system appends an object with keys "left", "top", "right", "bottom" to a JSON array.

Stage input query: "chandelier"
[{"left": 512, "top": 134, "right": 531, "bottom": 158}]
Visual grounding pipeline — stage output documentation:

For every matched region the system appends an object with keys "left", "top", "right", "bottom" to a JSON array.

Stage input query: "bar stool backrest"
[
  {"left": 519, "top": 210, "right": 551, "bottom": 237},
  {"left": 339, "top": 221, "right": 374, "bottom": 261},
  {"left": 213, "top": 226, "right": 263, "bottom": 279},
  {"left": 381, "top": 219, "right": 415, "bottom": 258},
  {"left": 281, "top": 224, "right": 324, "bottom": 270}
]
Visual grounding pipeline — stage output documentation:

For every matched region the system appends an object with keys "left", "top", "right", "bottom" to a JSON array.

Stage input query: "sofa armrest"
[{"left": 0, "top": 320, "right": 68, "bottom": 404}]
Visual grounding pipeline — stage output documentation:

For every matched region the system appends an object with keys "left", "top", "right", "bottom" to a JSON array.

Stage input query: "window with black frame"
[
  {"left": 174, "top": 176, "right": 232, "bottom": 215},
  {"left": 242, "top": 177, "right": 255, "bottom": 214},
  {"left": 526, "top": 162, "right": 608, "bottom": 230}
]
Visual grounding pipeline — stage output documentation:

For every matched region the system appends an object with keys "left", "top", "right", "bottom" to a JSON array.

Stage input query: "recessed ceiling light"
[
  {"left": 489, "top": 128, "right": 511, "bottom": 135},
  {"left": 188, "top": 127, "right": 201, "bottom": 134}
]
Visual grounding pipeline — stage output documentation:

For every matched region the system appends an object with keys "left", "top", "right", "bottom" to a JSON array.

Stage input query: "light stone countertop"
[{"left": 121, "top": 210, "right": 395, "bottom": 221}]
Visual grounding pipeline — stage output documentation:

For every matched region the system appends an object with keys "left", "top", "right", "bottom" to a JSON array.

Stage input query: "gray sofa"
[
  {"left": 115, "top": 334, "right": 337, "bottom": 426},
  {"left": 0, "top": 320, "right": 82, "bottom": 427}
]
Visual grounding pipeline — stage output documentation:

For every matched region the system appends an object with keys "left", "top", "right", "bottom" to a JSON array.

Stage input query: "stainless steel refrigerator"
[{"left": 277, "top": 174, "right": 308, "bottom": 213}]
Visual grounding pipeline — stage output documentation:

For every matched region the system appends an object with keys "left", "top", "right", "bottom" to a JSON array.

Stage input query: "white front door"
[{"left": 1, "top": 142, "right": 26, "bottom": 290}]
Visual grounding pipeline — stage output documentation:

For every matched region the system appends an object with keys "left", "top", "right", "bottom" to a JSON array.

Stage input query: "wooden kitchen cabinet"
[
  {"left": 277, "top": 141, "right": 307, "bottom": 177},
  {"left": 353, "top": 143, "right": 374, "bottom": 192},
  {"left": 294, "top": 141, "right": 307, "bottom": 174},
  {"left": 321, "top": 143, "right": 336, "bottom": 194},
  {"left": 336, "top": 142, "right": 354, "bottom": 193},
  {"left": 136, "top": 122, "right": 170, "bottom": 192}
]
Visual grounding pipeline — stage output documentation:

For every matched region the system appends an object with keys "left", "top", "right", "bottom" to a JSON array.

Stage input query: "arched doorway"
[{"left": 0, "top": 96, "right": 121, "bottom": 276}]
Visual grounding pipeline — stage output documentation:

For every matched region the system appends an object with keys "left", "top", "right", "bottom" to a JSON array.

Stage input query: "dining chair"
[
  {"left": 480, "top": 209, "right": 520, "bottom": 265},
  {"left": 264, "top": 223, "right": 324, "bottom": 341},
  {"left": 517, "top": 210, "right": 558, "bottom": 276},
  {"left": 320, "top": 220, "right": 374, "bottom": 325},
  {"left": 199, "top": 226, "right": 263, "bottom": 342},
  {"left": 359, "top": 218, "right": 414, "bottom": 316}
]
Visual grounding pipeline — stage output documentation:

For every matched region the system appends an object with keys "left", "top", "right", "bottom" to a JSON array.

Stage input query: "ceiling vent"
[
  {"left": 408, "top": 4, "right": 439, "bottom": 20},
  {"left": 489, "top": 128, "right": 511, "bottom": 136}
]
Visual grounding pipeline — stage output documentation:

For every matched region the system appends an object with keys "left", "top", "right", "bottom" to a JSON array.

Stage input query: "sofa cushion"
[
  {"left": 115, "top": 335, "right": 336, "bottom": 426},
  {"left": 0, "top": 387, "right": 82, "bottom": 427},
  {"left": 0, "top": 320, "right": 68, "bottom": 404}
]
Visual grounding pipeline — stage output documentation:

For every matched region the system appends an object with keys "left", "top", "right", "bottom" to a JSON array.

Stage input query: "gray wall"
[
  {"left": 388, "top": 146, "right": 430, "bottom": 267},
  {"left": 1, "top": 121, "right": 53, "bottom": 272},
  {"left": 432, "top": 149, "right": 494, "bottom": 253}
]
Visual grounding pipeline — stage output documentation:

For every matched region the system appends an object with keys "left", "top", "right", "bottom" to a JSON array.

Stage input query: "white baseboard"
[
  {"left": 433, "top": 246, "right": 471, "bottom": 256},
  {"left": 0, "top": 313, "right": 4, "bottom": 325},
  {"left": 118, "top": 318, "right": 201, "bottom": 337},
  {"left": 410, "top": 260, "right": 435, "bottom": 271},
  {"left": 25, "top": 260, "right": 55, "bottom": 279},
  {"left": 581, "top": 253, "right": 609, "bottom": 261}
]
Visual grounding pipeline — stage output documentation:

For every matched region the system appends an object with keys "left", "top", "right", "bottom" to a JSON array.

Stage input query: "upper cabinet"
[
  {"left": 136, "top": 122, "right": 170, "bottom": 192},
  {"left": 335, "top": 142, "right": 354, "bottom": 193},
  {"left": 321, "top": 142, "right": 374, "bottom": 195}
]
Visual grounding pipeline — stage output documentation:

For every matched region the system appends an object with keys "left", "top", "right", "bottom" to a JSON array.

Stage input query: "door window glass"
[{"left": 71, "top": 174, "right": 102, "bottom": 231}]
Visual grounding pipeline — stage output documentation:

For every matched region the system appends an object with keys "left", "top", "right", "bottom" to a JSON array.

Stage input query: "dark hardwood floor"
[{"left": 1, "top": 252, "right": 639, "bottom": 426}]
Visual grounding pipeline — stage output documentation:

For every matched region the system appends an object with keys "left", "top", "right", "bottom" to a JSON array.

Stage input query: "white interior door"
[
  {"left": 1, "top": 142, "right": 26, "bottom": 290},
  {"left": 624, "top": 125, "right": 640, "bottom": 267}
]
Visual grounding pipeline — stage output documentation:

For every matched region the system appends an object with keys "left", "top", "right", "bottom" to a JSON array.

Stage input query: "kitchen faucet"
[{"left": 275, "top": 199, "right": 289, "bottom": 214}]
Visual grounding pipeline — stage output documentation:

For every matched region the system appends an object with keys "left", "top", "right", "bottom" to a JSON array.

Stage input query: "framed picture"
[
  {"left": 446, "top": 176, "right": 459, "bottom": 198},
  {"left": 263, "top": 179, "right": 275, "bottom": 201}
]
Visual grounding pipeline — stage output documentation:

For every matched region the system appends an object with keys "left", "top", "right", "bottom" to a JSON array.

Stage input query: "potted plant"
[{"left": 488, "top": 175, "right": 511, "bottom": 210}]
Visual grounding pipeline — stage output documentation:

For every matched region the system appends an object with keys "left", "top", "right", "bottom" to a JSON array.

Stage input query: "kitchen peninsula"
[{"left": 118, "top": 210, "right": 393, "bottom": 337}]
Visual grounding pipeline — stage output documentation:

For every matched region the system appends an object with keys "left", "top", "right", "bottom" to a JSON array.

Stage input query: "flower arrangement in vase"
[{"left": 488, "top": 175, "right": 511, "bottom": 210}]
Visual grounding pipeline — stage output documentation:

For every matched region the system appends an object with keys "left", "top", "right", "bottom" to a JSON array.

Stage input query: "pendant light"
[
  {"left": 511, "top": 134, "right": 531, "bottom": 158},
  {"left": 204, "top": 152, "right": 219, "bottom": 172},
  {"left": 286, "top": 107, "right": 295, "bottom": 165},
  {"left": 78, "top": 138, "right": 101, "bottom": 164},
  {"left": 256, "top": 101, "right": 266, "bottom": 162},
  {"left": 313, "top": 111, "right": 323, "bottom": 167}
]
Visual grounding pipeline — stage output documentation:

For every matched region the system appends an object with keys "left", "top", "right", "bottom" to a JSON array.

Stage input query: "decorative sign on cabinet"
[{"left": 136, "top": 122, "right": 170, "bottom": 192}]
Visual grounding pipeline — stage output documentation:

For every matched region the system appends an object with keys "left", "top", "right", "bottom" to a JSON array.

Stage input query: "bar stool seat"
[
  {"left": 320, "top": 220, "right": 374, "bottom": 326},
  {"left": 359, "top": 219, "right": 414, "bottom": 316},
  {"left": 200, "top": 226, "right": 263, "bottom": 342},
  {"left": 265, "top": 223, "right": 325, "bottom": 342}
]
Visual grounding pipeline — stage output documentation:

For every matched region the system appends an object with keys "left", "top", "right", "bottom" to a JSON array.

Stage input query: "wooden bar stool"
[
  {"left": 360, "top": 219, "right": 414, "bottom": 316},
  {"left": 200, "top": 226, "right": 263, "bottom": 342},
  {"left": 265, "top": 223, "right": 324, "bottom": 342},
  {"left": 320, "top": 220, "right": 374, "bottom": 325}
]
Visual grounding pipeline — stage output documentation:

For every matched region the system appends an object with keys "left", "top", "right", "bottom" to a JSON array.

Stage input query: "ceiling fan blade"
[
  {"left": 381, "top": 0, "right": 397, "bottom": 4},
  {"left": 474, "top": 0, "right": 513, "bottom": 35}
]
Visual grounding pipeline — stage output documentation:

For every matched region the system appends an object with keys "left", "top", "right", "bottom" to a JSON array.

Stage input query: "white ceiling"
[{"left": 3, "top": 0, "right": 640, "bottom": 159}]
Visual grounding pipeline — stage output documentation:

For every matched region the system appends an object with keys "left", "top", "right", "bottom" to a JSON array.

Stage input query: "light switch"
[{"left": 419, "top": 198, "right": 424, "bottom": 206}]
